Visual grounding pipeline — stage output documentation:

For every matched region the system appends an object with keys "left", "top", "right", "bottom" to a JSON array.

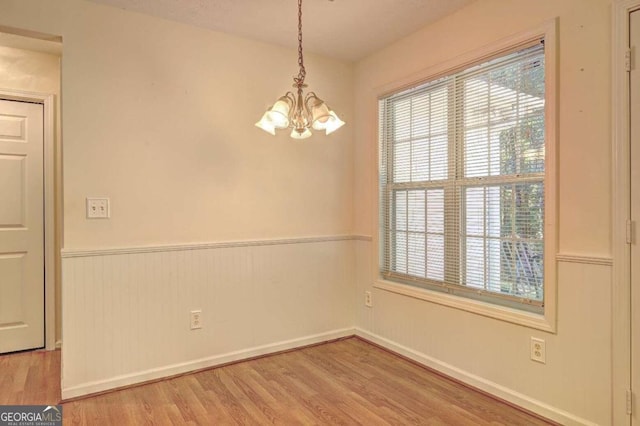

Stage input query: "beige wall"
[
  {"left": 0, "top": 45, "right": 59, "bottom": 94},
  {"left": 1, "top": 0, "right": 354, "bottom": 250},
  {"left": 353, "top": 0, "right": 612, "bottom": 424},
  {"left": 0, "top": 0, "right": 355, "bottom": 398},
  {"left": 0, "top": 0, "right": 619, "bottom": 422},
  {"left": 0, "top": 44, "right": 62, "bottom": 342},
  {"left": 354, "top": 0, "right": 611, "bottom": 254}
]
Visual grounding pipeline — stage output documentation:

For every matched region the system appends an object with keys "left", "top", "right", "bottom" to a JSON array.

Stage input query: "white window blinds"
[{"left": 379, "top": 41, "right": 545, "bottom": 310}]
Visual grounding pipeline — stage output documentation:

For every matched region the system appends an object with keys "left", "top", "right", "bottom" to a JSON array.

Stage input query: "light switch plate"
[{"left": 86, "top": 197, "right": 110, "bottom": 219}]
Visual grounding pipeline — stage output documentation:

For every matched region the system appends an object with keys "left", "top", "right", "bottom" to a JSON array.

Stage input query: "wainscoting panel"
[
  {"left": 355, "top": 240, "right": 612, "bottom": 426},
  {"left": 61, "top": 237, "right": 355, "bottom": 399}
]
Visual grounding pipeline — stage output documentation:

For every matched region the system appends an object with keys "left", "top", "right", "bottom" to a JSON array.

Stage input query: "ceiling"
[{"left": 86, "top": 0, "right": 473, "bottom": 61}]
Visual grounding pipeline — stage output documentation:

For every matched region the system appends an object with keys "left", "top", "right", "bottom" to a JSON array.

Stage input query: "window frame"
[{"left": 374, "top": 21, "right": 558, "bottom": 332}]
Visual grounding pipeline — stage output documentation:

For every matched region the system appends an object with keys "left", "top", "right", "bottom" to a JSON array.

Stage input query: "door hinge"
[
  {"left": 627, "top": 220, "right": 635, "bottom": 244},
  {"left": 627, "top": 389, "right": 633, "bottom": 415},
  {"left": 626, "top": 48, "right": 633, "bottom": 72}
]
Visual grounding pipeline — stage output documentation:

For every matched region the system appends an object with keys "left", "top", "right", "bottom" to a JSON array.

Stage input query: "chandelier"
[{"left": 255, "top": 0, "right": 345, "bottom": 139}]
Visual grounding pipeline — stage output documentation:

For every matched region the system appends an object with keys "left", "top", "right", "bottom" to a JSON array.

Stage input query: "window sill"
[{"left": 374, "top": 279, "right": 555, "bottom": 333}]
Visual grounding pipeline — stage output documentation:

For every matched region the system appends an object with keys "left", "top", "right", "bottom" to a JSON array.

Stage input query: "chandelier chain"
[{"left": 295, "top": 0, "right": 306, "bottom": 87}]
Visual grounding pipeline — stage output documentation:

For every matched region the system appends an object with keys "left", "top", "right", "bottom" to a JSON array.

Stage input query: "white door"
[
  {"left": 0, "top": 99, "right": 44, "bottom": 354},
  {"left": 632, "top": 9, "right": 640, "bottom": 425}
]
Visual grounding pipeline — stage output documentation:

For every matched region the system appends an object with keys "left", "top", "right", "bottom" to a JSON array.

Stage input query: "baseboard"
[
  {"left": 61, "top": 326, "right": 599, "bottom": 424},
  {"left": 55, "top": 340, "right": 62, "bottom": 349},
  {"left": 61, "top": 327, "right": 355, "bottom": 400},
  {"left": 354, "top": 328, "right": 599, "bottom": 426}
]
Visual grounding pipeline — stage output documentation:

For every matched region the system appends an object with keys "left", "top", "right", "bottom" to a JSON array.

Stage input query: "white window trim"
[{"left": 373, "top": 19, "right": 558, "bottom": 333}]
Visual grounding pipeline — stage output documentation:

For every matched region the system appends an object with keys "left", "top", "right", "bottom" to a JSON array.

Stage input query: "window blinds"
[{"left": 379, "top": 41, "right": 545, "bottom": 308}]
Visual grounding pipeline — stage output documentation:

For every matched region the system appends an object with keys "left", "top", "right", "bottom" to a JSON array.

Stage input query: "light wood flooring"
[{"left": 0, "top": 337, "right": 554, "bottom": 425}]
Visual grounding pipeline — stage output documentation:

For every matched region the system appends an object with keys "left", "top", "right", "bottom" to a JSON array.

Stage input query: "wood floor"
[{"left": 0, "top": 337, "right": 554, "bottom": 425}]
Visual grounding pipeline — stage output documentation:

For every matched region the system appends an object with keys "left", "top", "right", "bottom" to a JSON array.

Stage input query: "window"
[{"left": 379, "top": 41, "right": 547, "bottom": 312}]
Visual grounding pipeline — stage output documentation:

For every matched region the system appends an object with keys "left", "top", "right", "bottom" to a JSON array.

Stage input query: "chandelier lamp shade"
[{"left": 255, "top": 0, "right": 345, "bottom": 139}]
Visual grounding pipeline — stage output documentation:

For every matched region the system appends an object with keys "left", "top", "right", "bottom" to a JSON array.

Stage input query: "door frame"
[
  {"left": 0, "top": 89, "right": 56, "bottom": 351},
  {"left": 613, "top": 0, "right": 640, "bottom": 424}
]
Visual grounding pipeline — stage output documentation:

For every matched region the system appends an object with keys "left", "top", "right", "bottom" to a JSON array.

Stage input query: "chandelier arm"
[
  {"left": 296, "top": 86, "right": 308, "bottom": 129},
  {"left": 304, "top": 92, "right": 316, "bottom": 116},
  {"left": 284, "top": 92, "right": 297, "bottom": 127}
]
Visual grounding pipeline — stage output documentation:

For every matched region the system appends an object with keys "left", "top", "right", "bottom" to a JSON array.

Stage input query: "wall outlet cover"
[
  {"left": 190, "top": 310, "right": 202, "bottom": 330},
  {"left": 530, "top": 337, "right": 546, "bottom": 364}
]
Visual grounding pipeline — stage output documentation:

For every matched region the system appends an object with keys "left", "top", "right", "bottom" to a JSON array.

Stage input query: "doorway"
[
  {"left": 0, "top": 98, "right": 45, "bottom": 353},
  {"left": 0, "top": 35, "right": 60, "bottom": 353},
  {"left": 0, "top": 89, "right": 55, "bottom": 354}
]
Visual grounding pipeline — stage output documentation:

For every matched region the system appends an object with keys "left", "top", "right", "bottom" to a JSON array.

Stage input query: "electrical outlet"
[
  {"left": 365, "top": 291, "right": 372, "bottom": 307},
  {"left": 86, "top": 197, "right": 110, "bottom": 219},
  {"left": 190, "top": 310, "right": 202, "bottom": 330},
  {"left": 530, "top": 337, "right": 545, "bottom": 364}
]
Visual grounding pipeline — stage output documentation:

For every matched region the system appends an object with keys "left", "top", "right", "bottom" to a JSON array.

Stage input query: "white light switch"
[{"left": 86, "top": 197, "right": 110, "bottom": 219}]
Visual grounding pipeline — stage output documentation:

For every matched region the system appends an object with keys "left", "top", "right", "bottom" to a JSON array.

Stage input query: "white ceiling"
[{"left": 86, "top": 0, "right": 473, "bottom": 61}]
